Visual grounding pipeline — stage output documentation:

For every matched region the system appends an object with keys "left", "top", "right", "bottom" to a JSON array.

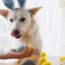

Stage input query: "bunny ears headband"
[
  {"left": 3, "top": 0, "right": 26, "bottom": 9},
  {"left": 0, "top": 0, "right": 41, "bottom": 17}
]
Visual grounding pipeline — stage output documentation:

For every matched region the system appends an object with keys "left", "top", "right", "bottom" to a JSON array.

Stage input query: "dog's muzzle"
[{"left": 11, "top": 29, "right": 22, "bottom": 38}]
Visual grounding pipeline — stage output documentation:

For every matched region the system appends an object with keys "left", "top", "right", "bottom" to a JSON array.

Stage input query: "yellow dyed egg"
[
  {"left": 40, "top": 52, "right": 46, "bottom": 57},
  {"left": 39, "top": 57, "right": 46, "bottom": 64},
  {"left": 42, "top": 62, "right": 51, "bottom": 65},
  {"left": 60, "top": 56, "right": 65, "bottom": 62}
]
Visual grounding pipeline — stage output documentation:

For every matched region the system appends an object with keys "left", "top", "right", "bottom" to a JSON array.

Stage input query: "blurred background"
[{"left": 0, "top": 0, "right": 65, "bottom": 58}]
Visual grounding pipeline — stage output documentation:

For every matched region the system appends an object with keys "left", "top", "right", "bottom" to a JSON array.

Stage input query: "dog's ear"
[
  {"left": 29, "top": 7, "right": 41, "bottom": 16},
  {"left": 0, "top": 9, "right": 8, "bottom": 18}
]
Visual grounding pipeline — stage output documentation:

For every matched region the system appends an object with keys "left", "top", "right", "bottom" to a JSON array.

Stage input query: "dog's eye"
[
  {"left": 20, "top": 17, "right": 26, "bottom": 22},
  {"left": 10, "top": 18, "right": 13, "bottom": 22}
]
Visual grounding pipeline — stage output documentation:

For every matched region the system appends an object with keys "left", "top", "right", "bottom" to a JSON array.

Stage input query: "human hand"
[{"left": 20, "top": 46, "right": 34, "bottom": 58}]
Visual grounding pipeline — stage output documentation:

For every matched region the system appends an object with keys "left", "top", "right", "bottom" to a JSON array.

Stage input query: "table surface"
[
  {"left": 0, "top": 59, "right": 19, "bottom": 65},
  {"left": 0, "top": 56, "right": 60, "bottom": 65}
]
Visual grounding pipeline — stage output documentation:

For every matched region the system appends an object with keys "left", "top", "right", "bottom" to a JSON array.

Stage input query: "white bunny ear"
[
  {"left": 3, "top": 0, "right": 14, "bottom": 9},
  {"left": 18, "top": 0, "right": 26, "bottom": 8}
]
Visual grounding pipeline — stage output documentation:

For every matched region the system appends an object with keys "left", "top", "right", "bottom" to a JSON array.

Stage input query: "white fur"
[{"left": 7, "top": 8, "right": 42, "bottom": 52}]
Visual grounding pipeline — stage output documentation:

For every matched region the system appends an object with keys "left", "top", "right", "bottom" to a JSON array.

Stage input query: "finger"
[
  {"left": 21, "top": 46, "right": 28, "bottom": 54},
  {"left": 25, "top": 47, "right": 30, "bottom": 57},
  {"left": 27, "top": 47, "right": 31, "bottom": 55},
  {"left": 29, "top": 48, "right": 35, "bottom": 55},
  {"left": 25, "top": 46, "right": 28, "bottom": 53},
  {"left": 23, "top": 46, "right": 28, "bottom": 52},
  {"left": 23, "top": 46, "right": 28, "bottom": 55},
  {"left": 27, "top": 48, "right": 33, "bottom": 57}
]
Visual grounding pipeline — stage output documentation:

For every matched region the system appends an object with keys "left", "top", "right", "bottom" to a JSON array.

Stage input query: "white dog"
[
  {"left": 0, "top": 0, "right": 42, "bottom": 65},
  {"left": 2, "top": 0, "right": 43, "bottom": 53},
  {"left": 0, "top": 1, "right": 42, "bottom": 64},
  {"left": 0, "top": 7, "right": 42, "bottom": 53}
]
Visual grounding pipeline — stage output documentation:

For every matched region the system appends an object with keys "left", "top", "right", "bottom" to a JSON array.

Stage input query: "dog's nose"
[{"left": 11, "top": 29, "right": 20, "bottom": 37}]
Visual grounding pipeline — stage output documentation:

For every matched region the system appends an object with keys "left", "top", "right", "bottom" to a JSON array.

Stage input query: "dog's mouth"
[
  {"left": 11, "top": 32, "right": 22, "bottom": 38},
  {"left": 11, "top": 30, "right": 23, "bottom": 38},
  {"left": 16, "top": 34, "right": 22, "bottom": 38}
]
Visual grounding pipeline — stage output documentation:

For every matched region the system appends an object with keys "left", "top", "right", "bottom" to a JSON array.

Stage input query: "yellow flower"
[
  {"left": 40, "top": 52, "right": 46, "bottom": 57},
  {"left": 42, "top": 61, "right": 51, "bottom": 65},
  {"left": 39, "top": 57, "right": 46, "bottom": 64},
  {"left": 60, "top": 56, "right": 65, "bottom": 62}
]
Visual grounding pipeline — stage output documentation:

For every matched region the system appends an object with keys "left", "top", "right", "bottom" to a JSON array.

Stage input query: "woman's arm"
[
  {"left": 0, "top": 52, "right": 21, "bottom": 59},
  {"left": 0, "top": 46, "right": 34, "bottom": 59}
]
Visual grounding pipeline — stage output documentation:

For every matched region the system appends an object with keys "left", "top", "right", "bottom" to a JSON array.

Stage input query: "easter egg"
[
  {"left": 42, "top": 61, "right": 51, "bottom": 65},
  {"left": 40, "top": 52, "right": 46, "bottom": 57},
  {"left": 39, "top": 57, "right": 46, "bottom": 64},
  {"left": 60, "top": 56, "right": 65, "bottom": 62}
]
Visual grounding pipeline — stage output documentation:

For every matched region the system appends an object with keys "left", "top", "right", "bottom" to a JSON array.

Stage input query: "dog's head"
[
  {"left": 0, "top": 7, "right": 40, "bottom": 38},
  {"left": 0, "top": 0, "right": 41, "bottom": 38}
]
